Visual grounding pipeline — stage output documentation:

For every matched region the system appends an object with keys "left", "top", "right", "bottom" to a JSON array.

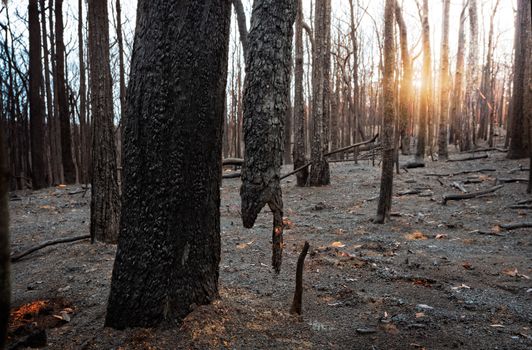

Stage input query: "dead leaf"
[
  {"left": 331, "top": 241, "right": 346, "bottom": 248},
  {"left": 282, "top": 217, "right": 294, "bottom": 229},
  {"left": 462, "top": 262, "right": 473, "bottom": 270},
  {"left": 57, "top": 184, "right": 67, "bottom": 189},
  {"left": 451, "top": 284, "right": 471, "bottom": 290},
  {"left": 502, "top": 268, "right": 518, "bottom": 277},
  {"left": 435, "top": 234, "right": 447, "bottom": 239},
  {"left": 405, "top": 231, "right": 428, "bottom": 240},
  {"left": 415, "top": 312, "right": 425, "bottom": 318}
]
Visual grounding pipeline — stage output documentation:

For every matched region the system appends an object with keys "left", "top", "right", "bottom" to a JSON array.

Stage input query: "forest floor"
[{"left": 6, "top": 147, "right": 532, "bottom": 350}]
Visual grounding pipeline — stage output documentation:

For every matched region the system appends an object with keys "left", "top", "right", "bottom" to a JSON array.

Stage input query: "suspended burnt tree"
[{"left": 240, "top": 0, "right": 296, "bottom": 273}]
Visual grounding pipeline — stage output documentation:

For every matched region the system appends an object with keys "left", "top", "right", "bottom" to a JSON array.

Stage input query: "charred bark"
[
  {"left": 240, "top": 0, "right": 296, "bottom": 273},
  {"left": 29, "top": 0, "right": 47, "bottom": 189},
  {"left": 88, "top": 0, "right": 121, "bottom": 243},
  {"left": 105, "top": 0, "right": 231, "bottom": 328}
]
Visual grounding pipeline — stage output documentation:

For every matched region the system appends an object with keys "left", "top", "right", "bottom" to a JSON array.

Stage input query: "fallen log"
[
  {"left": 396, "top": 189, "right": 421, "bottom": 196},
  {"left": 222, "top": 172, "right": 241, "bottom": 179},
  {"left": 442, "top": 185, "right": 503, "bottom": 205},
  {"left": 290, "top": 241, "right": 310, "bottom": 315},
  {"left": 446, "top": 154, "right": 488, "bottom": 162},
  {"left": 11, "top": 235, "right": 90, "bottom": 262},
  {"left": 461, "top": 147, "right": 507, "bottom": 153},
  {"left": 222, "top": 158, "right": 244, "bottom": 166},
  {"left": 499, "top": 222, "right": 532, "bottom": 230},
  {"left": 401, "top": 161, "right": 425, "bottom": 169},
  {"left": 425, "top": 168, "right": 496, "bottom": 177}
]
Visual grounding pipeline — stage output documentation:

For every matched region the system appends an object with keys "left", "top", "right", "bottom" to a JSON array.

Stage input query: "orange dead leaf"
[
  {"left": 462, "top": 262, "right": 473, "bottom": 270},
  {"left": 415, "top": 312, "right": 425, "bottom": 318},
  {"left": 331, "top": 241, "right": 346, "bottom": 248},
  {"left": 405, "top": 231, "right": 428, "bottom": 240},
  {"left": 282, "top": 217, "right": 294, "bottom": 229}
]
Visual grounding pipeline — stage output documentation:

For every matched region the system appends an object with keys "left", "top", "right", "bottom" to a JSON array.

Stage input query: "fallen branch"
[
  {"left": 496, "top": 177, "right": 528, "bottom": 184},
  {"left": 396, "top": 189, "right": 421, "bottom": 196},
  {"left": 508, "top": 205, "right": 532, "bottom": 209},
  {"left": 499, "top": 222, "right": 532, "bottom": 230},
  {"left": 446, "top": 154, "right": 488, "bottom": 162},
  {"left": 290, "top": 241, "right": 310, "bottom": 315},
  {"left": 11, "top": 235, "right": 90, "bottom": 262},
  {"left": 281, "top": 135, "right": 379, "bottom": 180},
  {"left": 517, "top": 199, "right": 532, "bottom": 205},
  {"left": 451, "top": 181, "right": 468, "bottom": 193},
  {"left": 425, "top": 168, "right": 496, "bottom": 177},
  {"left": 324, "top": 133, "right": 379, "bottom": 158},
  {"left": 442, "top": 185, "right": 503, "bottom": 205},
  {"left": 508, "top": 165, "right": 530, "bottom": 174}
]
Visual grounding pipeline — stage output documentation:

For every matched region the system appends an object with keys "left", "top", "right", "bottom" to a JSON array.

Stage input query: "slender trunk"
[
  {"left": 293, "top": 0, "right": 308, "bottom": 186},
  {"left": 88, "top": 0, "right": 121, "bottom": 243},
  {"left": 78, "top": 0, "right": 88, "bottom": 184},
  {"left": 55, "top": 0, "right": 76, "bottom": 183},
  {"left": 451, "top": 2, "right": 467, "bottom": 148},
  {"left": 376, "top": 0, "right": 396, "bottom": 224},
  {"left": 415, "top": 0, "right": 431, "bottom": 163},
  {"left": 29, "top": 0, "right": 47, "bottom": 189},
  {"left": 437, "top": 0, "right": 450, "bottom": 160},
  {"left": 0, "top": 99, "right": 10, "bottom": 350},
  {"left": 395, "top": 3, "right": 412, "bottom": 155}
]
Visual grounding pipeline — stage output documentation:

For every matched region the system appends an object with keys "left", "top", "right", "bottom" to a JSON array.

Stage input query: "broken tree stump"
[
  {"left": 442, "top": 185, "right": 503, "bottom": 205},
  {"left": 290, "top": 241, "right": 310, "bottom": 316}
]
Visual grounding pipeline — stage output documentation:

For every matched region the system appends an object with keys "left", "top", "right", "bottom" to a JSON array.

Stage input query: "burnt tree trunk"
[
  {"left": 0, "top": 111, "right": 9, "bottom": 349},
  {"left": 293, "top": 0, "right": 308, "bottom": 186},
  {"left": 415, "top": 0, "right": 431, "bottom": 163},
  {"left": 88, "top": 0, "right": 120, "bottom": 243},
  {"left": 376, "top": 0, "right": 395, "bottom": 224},
  {"left": 29, "top": 0, "right": 47, "bottom": 189},
  {"left": 77, "top": 0, "right": 89, "bottom": 184},
  {"left": 507, "top": 0, "right": 531, "bottom": 159},
  {"left": 105, "top": 0, "right": 231, "bottom": 328},
  {"left": 437, "top": 0, "right": 450, "bottom": 160},
  {"left": 395, "top": 2, "right": 412, "bottom": 155},
  {"left": 450, "top": 1, "right": 467, "bottom": 147},
  {"left": 309, "top": 0, "right": 331, "bottom": 186},
  {"left": 55, "top": 0, "right": 76, "bottom": 183},
  {"left": 240, "top": 0, "right": 295, "bottom": 273}
]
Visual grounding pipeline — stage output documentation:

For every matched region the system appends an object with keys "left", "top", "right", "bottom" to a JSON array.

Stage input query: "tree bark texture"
[
  {"left": 415, "top": 0, "right": 431, "bottom": 163},
  {"left": 507, "top": 0, "right": 531, "bottom": 159},
  {"left": 105, "top": 0, "right": 231, "bottom": 328},
  {"left": 293, "top": 0, "right": 308, "bottom": 186},
  {"left": 240, "top": 0, "right": 295, "bottom": 273},
  {"left": 395, "top": 2, "right": 412, "bottom": 155},
  {"left": 463, "top": 0, "right": 479, "bottom": 151},
  {"left": 78, "top": 0, "right": 89, "bottom": 184},
  {"left": 0, "top": 116, "right": 9, "bottom": 350},
  {"left": 376, "top": 0, "right": 395, "bottom": 224},
  {"left": 55, "top": 0, "right": 76, "bottom": 183},
  {"left": 450, "top": 1, "right": 467, "bottom": 148},
  {"left": 309, "top": 0, "right": 331, "bottom": 186},
  {"left": 88, "top": 0, "right": 121, "bottom": 244},
  {"left": 29, "top": 0, "right": 47, "bottom": 189},
  {"left": 437, "top": 0, "right": 450, "bottom": 160}
]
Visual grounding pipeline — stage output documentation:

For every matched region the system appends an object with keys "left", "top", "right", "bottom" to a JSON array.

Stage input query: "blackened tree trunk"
[
  {"left": 450, "top": 1, "right": 467, "bottom": 147},
  {"left": 507, "top": 0, "right": 531, "bottom": 159},
  {"left": 415, "top": 0, "right": 431, "bottom": 163},
  {"left": 0, "top": 114, "right": 9, "bottom": 349},
  {"left": 395, "top": 2, "right": 412, "bottom": 155},
  {"left": 437, "top": 0, "right": 450, "bottom": 160},
  {"left": 105, "top": 0, "right": 231, "bottom": 329},
  {"left": 29, "top": 0, "right": 47, "bottom": 189},
  {"left": 78, "top": 0, "right": 89, "bottom": 184},
  {"left": 88, "top": 0, "right": 120, "bottom": 243},
  {"left": 309, "top": 0, "right": 330, "bottom": 186},
  {"left": 376, "top": 0, "right": 395, "bottom": 224},
  {"left": 240, "top": 0, "right": 295, "bottom": 273},
  {"left": 55, "top": 0, "right": 76, "bottom": 183},
  {"left": 293, "top": 0, "right": 308, "bottom": 186}
]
